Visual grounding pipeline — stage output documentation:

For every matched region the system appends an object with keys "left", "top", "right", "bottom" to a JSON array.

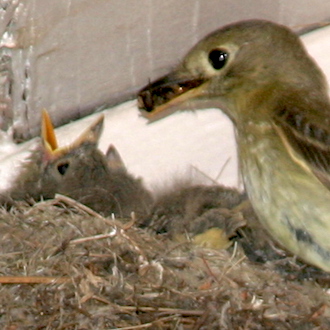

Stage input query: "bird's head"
[
  {"left": 7, "top": 110, "right": 107, "bottom": 201},
  {"left": 39, "top": 110, "right": 108, "bottom": 196},
  {"left": 138, "top": 19, "right": 327, "bottom": 123}
]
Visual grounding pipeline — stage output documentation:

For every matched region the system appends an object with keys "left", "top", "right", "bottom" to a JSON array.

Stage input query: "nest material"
[{"left": 0, "top": 195, "right": 330, "bottom": 329}]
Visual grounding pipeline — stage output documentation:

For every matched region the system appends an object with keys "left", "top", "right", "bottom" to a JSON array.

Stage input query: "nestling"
[
  {"left": 140, "top": 181, "right": 246, "bottom": 249},
  {"left": 138, "top": 19, "right": 330, "bottom": 272},
  {"left": 1, "top": 110, "right": 152, "bottom": 218}
]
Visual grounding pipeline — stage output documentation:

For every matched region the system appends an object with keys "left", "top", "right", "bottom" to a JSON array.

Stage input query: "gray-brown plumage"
[
  {"left": 1, "top": 111, "right": 152, "bottom": 218},
  {"left": 141, "top": 180, "right": 289, "bottom": 258},
  {"left": 140, "top": 182, "right": 247, "bottom": 248}
]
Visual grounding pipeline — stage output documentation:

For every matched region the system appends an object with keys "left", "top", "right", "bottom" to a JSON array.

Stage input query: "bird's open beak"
[
  {"left": 137, "top": 73, "right": 207, "bottom": 121},
  {"left": 41, "top": 109, "right": 104, "bottom": 159},
  {"left": 42, "top": 109, "right": 59, "bottom": 155}
]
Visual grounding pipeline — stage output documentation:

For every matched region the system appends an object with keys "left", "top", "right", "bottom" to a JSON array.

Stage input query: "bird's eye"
[
  {"left": 208, "top": 49, "right": 228, "bottom": 70},
  {"left": 57, "top": 162, "right": 70, "bottom": 175}
]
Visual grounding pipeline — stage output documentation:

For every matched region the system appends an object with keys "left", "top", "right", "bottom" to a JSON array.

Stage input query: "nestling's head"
[{"left": 7, "top": 111, "right": 153, "bottom": 218}]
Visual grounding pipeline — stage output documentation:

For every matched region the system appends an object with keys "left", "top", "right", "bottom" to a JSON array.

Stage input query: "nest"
[{"left": 0, "top": 195, "right": 330, "bottom": 329}]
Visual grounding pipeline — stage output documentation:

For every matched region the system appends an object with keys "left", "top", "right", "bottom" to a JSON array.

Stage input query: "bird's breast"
[{"left": 235, "top": 121, "right": 330, "bottom": 271}]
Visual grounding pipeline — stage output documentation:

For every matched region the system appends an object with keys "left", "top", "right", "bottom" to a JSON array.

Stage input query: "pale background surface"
[
  {"left": 0, "top": 2, "right": 330, "bottom": 192},
  {"left": 1, "top": 1, "right": 330, "bottom": 139}
]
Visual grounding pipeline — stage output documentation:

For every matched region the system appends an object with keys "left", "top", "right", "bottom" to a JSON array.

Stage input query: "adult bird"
[{"left": 137, "top": 19, "right": 330, "bottom": 272}]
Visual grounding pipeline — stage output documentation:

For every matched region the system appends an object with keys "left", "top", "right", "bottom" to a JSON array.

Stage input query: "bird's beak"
[
  {"left": 41, "top": 109, "right": 104, "bottom": 159},
  {"left": 70, "top": 113, "right": 104, "bottom": 149},
  {"left": 41, "top": 109, "right": 59, "bottom": 155},
  {"left": 137, "top": 72, "right": 207, "bottom": 121}
]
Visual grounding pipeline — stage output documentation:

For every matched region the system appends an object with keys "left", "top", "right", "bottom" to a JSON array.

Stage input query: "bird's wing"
[{"left": 274, "top": 105, "right": 330, "bottom": 189}]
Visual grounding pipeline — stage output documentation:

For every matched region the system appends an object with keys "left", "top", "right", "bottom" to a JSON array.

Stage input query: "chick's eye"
[
  {"left": 57, "top": 162, "right": 70, "bottom": 175},
  {"left": 208, "top": 49, "right": 228, "bottom": 70}
]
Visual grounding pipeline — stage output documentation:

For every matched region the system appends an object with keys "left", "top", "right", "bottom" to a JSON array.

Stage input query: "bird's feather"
[{"left": 274, "top": 102, "right": 330, "bottom": 189}]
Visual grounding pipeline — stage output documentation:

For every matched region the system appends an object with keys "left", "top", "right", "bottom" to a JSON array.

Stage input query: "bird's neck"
[{"left": 231, "top": 81, "right": 329, "bottom": 128}]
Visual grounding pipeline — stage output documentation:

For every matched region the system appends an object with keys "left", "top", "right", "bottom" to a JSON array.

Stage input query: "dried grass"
[{"left": 0, "top": 195, "right": 329, "bottom": 329}]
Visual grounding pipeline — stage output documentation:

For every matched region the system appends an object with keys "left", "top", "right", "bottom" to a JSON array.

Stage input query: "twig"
[
  {"left": 54, "top": 194, "right": 121, "bottom": 228},
  {"left": 111, "top": 324, "right": 154, "bottom": 329},
  {"left": 190, "top": 165, "right": 219, "bottom": 184},
  {"left": 54, "top": 195, "right": 147, "bottom": 260},
  {"left": 120, "top": 229, "right": 148, "bottom": 262},
  {"left": 218, "top": 254, "right": 246, "bottom": 283},
  {"left": 110, "top": 315, "right": 179, "bottom": 329},
  {"left": 201, "top": 254, "right": 220, "bottom": 285},
  {"left": 70, "top": 232, "right": 117, "bottom": 245},
  {"left": 91, "top": 296, "right": 204, "bottom": 316},
  {"left": 0, "top": 276, "right": 70, "bottom": 284},
  {"left": 121, "top": 306, "right": 204, "bottom": 317},
  {"left": 192, "top": 308, "right": 210, "bottom": 330},
  {"left": 123, "top": 212, "right": 137, "bottom": 230},
  {"left": 215, "top": 157, "right": 232, "bottom": 182}
]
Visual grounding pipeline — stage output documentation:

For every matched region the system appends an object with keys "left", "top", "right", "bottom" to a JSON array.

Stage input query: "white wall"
[{"left": 1, "top": 0, "right": 330, "bottom": 140}]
